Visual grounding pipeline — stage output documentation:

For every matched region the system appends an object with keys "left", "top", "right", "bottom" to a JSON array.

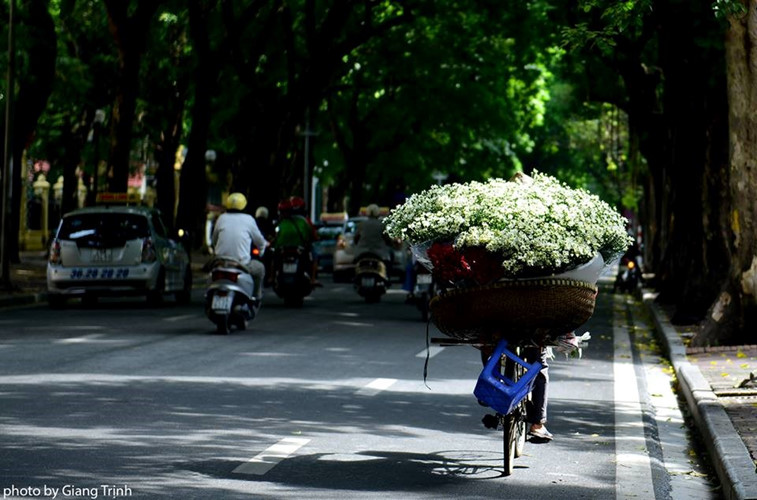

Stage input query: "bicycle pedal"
[{"left": 481, "top": 413, "right": 499, "bottom": 430}]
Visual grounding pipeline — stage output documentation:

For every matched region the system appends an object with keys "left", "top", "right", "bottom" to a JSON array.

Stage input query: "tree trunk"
[
  {"left": 5, "top": 0, "right": 57, "bottom": 262},
  {"left": 176, "top": 1, "right": 216, "bottom": 250},
  {"left": 103, "top": 0, "right": 160, "bottom": 194},
  {"left": 155, "top": 105, "right": 182, "bottom": 231},
  {"left": 697, "top": 4, "right": 757, "bottom": 345}
]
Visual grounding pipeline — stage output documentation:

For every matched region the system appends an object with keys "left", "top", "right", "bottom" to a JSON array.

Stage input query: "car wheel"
[
  {"left": 175, "top": 266, "right": 192, "bottom": 305},
  {"left": 147, "top": 268, "right": 166, "bottom": 306},
  {"left": 47, "top": 294, "right": 66, "bottom": 309},
  {"left": 82, "top": 294, "right": 98, "bottom": 307}
]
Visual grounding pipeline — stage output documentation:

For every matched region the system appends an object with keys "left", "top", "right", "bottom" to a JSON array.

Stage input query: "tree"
[
  {"left": 0, "top": 0, "right": 57, "bottom": 269},
  {"left": 697, "top": 1, "right": 757, "bottom": 344},
  {"left": 318, "top": 1, "right": 561, "bottom": 212},
  {"left": 561, "top": 0, "right": 734, "bottom": 342},
  {"left": 102, "top": 0, "right": 161, "bottom": 194},
  {"left": 139, "top": 6, "right": 193, "bottom": 230}
]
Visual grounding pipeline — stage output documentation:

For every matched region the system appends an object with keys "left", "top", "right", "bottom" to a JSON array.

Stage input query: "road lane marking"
[
  {"left": 232, "top": 437, "right": 310, "bottom": 475},
  {"left": 332, "top": 321, "right": 373, "bottom": 327},
  {"left": 416, "top": 345, "right": 444, "bottom": 358},
  {"left": 54, "top": 334, "right": 124, "bottom": 344},
  {"left": 357, "top": 377, "right": 397, "bottom": 395},
  {"left": 163, "top": 314, "right": 201, "bottom": 322},
  {"left": 613, "top": 295, "right": 655, "bottom": 499}
]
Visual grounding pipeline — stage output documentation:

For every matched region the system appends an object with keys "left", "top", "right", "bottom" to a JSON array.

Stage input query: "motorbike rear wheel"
[{"left": 216, "top": 315, "right": 230, "bottom": 335}]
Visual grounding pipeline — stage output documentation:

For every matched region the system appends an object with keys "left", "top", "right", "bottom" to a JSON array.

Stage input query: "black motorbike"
[
  {"left": 273, "top": 246, "right": 313, "bottom": 307},
  {"left": 354, "top": 252, "right": 389, "bottom": 303},
  {"left": 614, "top": 256, "right": 641, "bottom": 293},
  {"left": 408, "top": 262, "right": 437, "bottom": 321}
]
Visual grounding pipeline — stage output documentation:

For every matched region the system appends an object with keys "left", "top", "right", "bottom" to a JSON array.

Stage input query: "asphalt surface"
[{"left": 1, "top": 251, "right": 756, "bottom": 499}]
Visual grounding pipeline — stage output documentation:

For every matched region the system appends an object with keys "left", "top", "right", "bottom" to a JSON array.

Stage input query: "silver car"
[{"left": 46, "top": 205, "right": 192, "bottom": 307}]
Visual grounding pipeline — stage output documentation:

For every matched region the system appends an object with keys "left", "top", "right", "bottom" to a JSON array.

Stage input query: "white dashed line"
[
  {"left": 416, "top": 345, "right": 445, "bottom": 358},
  {"left": 232, "top": 437, "right": 310, "bottom": 475},
  {"left": 163, "top": 314, "right": 201, "bottom": 322},
  {"left": 357, "top": 377, "right": 397, "bottom": 395}
]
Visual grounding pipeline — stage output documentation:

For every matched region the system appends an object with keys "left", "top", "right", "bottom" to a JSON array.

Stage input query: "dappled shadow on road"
[
  {"left": 179, "top": 447, "right": 609, "bottom": 498},
  {"left": 184, "top": 449, "right": 503, "bottom": 486},
  {"left": 0, "top": 372, "right": 616, "bottom": 497}
]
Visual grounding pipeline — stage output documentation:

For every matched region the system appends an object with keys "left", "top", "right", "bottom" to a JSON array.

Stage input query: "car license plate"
[
  {"left": 70, "top": 268, "right": 129, "bottom": 279},
  {"left": 211, "top": 294, "right": 232, "bottom": 312},
  {"left": 283, "top": 262, "right": 297, "bottom": 273},
  {"left": 91, "top": 248, "right": 113, "bottom": 263},
  {"left": 361, "top": 276, "right": 375, "bottom": 287},
  {"left": 417, "top": 274, "right": 432, "bottom": 284}
]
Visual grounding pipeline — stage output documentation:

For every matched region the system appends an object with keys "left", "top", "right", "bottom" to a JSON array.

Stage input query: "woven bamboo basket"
[{"left": 429, "top": 278, "right": 598, "bottom": 342}]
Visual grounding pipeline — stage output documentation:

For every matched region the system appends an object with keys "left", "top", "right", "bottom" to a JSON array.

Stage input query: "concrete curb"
[
  {"left": 0, "top": 291, "right": 47, "bottom": 309},
  {"left": 643, "top": 291, "right": 757, "bottom": 500}
]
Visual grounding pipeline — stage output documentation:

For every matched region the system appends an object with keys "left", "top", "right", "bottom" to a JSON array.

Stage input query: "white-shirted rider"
[{"left": 211, "top": 192, "right": 267, "bottom": 300}]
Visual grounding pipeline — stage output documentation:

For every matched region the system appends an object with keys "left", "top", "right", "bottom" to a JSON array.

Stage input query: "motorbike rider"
[
  {"left": 614, "top": 239, "right": 642, "bottom": 291},
  {"left": 211, "top": 192, "right": 268, "bottom": 300},
  {"left": 273, "top": 196, "right": 320, "bottom": 286},
  {"left": 353, "top": 203, "right": 393, "bottom": 264},
  {"left": 255, "top": 205, "right": 276, "bottom": 287}
]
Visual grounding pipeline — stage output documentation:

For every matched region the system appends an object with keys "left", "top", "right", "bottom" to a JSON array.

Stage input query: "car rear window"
[
  {"left": 58, "top": 213, "right": 150, "bottom": 242},
  {"left": 317, "top": 225, "right": 344, "bottom": 240}
]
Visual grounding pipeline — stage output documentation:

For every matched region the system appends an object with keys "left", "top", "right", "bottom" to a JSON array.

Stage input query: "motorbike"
[
  {"left": 614, "top": 256, "right": 641, "bottom": 293},
  {"left": 204, "top": 250, "right": 262, "bottom": 335},
  {"left": 408, "top": 262, "right": 436, "bottom": 321},
  {"left": 354, "top": 252, "right": 389, "bottom": 303},
  {"left": 273, "top": 246, "right": 313, "bottom": 307}
]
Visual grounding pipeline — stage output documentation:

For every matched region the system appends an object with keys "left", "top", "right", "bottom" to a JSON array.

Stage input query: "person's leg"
[
  {"left": 524, "top": 346, "right": 551, "bottom": 440},
  {"left": 247, "top": 260, "right": 266, "bottom": 300}
]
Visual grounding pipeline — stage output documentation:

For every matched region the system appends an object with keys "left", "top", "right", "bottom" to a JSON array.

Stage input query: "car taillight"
[
  {"left": 49, "top": 240, "right": 61, "bottom": 264},
  {"left": 211, "top": 270, "right": 239, "bottom": 282},
  {"left": 141, "top": 238, "right": 157, "bottom": 263}
]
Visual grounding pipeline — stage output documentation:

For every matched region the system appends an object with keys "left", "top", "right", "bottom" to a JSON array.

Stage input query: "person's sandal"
[{"left": 528, "top": 425, "right": 553, "bottom": 441}]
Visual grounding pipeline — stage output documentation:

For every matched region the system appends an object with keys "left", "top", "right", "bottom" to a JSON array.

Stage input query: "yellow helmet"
[{"left": 226, "top": 192, "right": 247, "bottom": 211}]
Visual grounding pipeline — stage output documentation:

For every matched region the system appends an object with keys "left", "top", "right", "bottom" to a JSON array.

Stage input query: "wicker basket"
[{"left": 429, "top": 278, "right": 598, "bottom": 342}]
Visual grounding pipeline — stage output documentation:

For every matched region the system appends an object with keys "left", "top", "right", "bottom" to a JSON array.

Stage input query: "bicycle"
[
  {"left": 427, "top": 278, "right": 598, "bottom": 476},
  {"left": 432, "top": 336, "right": 540, "bottom": 476}
]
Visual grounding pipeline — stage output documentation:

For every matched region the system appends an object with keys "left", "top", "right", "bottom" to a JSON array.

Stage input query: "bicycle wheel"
[
  {"left": 501, "top": 351, "right": 526, "bottom": 475},
  {"left": 513, "top": 399, "right": 527, "bottom": 458},
  {"left": 501, "top": 412, "right": 518, "bottom": 476}
]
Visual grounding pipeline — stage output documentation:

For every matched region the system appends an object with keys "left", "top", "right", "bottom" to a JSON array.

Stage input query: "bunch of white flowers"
[{"left": 384, "top": 171, "right": 632, "bottom": 278}]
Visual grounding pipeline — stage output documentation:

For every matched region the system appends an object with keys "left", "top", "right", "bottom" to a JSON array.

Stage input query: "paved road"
[{"left": 0, "top": 277, "right": 720, "bottom": 499}]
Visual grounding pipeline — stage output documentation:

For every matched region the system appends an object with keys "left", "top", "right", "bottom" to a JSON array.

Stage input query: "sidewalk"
[{"left": 643, "top": 290, "right": 757, "bottom": 500}]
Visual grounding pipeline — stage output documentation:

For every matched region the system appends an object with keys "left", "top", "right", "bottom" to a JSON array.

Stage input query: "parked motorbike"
[
  {"left": 205, "top": 253, "right": 261, "bottom": 335},
  {"left": 273, "top": 246, "right": 313, "bottom": 307},
  {"left": 354, "top": 252, "right": 389, "bottom": 303},
  {"left": 409, "top": 262, "right": 436, "bottom": 321},
  {"left": 614, "top": 257, "right": 641, "bottom": 293}
]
